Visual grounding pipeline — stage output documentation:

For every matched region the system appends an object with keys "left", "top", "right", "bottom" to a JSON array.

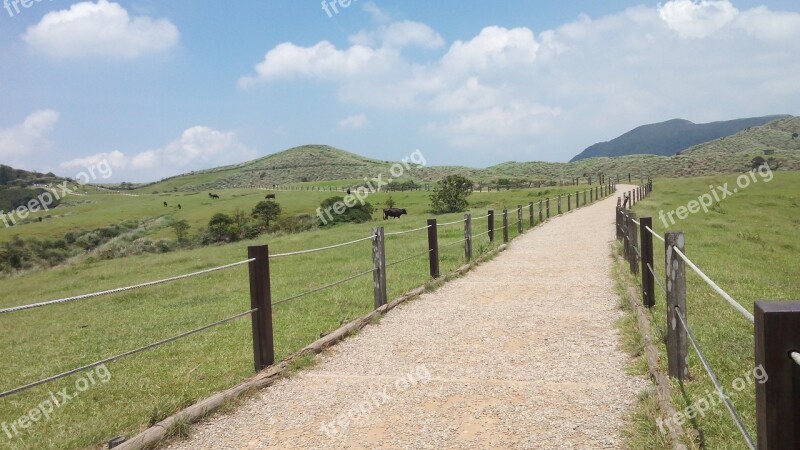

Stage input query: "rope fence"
[
  {"left": 674, "top": 307, "right": 757, "bottom": 450},
  {"left": 384, "top": 225, "right": 432, "bottom": 237},
  {"left": 616, "top": 180, "right": 800, "bottom": 449},
  {"left": 672, "top": 247, "right": 754, "bottom": 323},
  {"left": 271, "top": 267, "right": 375, "bottom": 306},
  {"left": 386, "top": 249, "right": 433, "bottom": 268},
  {"left": 270, "top": 235, "right": 373, "bottom": 258},
  {"left": 436, "top": 218, "right": 466, "bottom": 227},
  {"left": 0, "top": 259, "right": 255, "bottom": 315},
  {"left": 0, "top": 308, "right": 255, "bottom": 399}
]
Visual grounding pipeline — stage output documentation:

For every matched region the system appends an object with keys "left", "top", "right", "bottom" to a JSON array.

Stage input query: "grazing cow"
[
  {"left": 383, "top": 208, "right": 408, "bottom": 220},
  {"left": 163, "top": 201, "right": 168, "bottom": 207},
  {"left": 178, "top": 204, "right": 182, "bottom": 210},
  {"left": 265, "top": 193, "right": 276, "bottom": 199},
  {"left": 346, "top": 188, "right": 351, "bottom": 195},
  {"left": 209, "top": 193, "right": 220, "bottom": 199}
]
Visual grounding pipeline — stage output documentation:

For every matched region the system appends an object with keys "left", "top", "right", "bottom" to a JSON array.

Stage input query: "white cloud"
[
  {"left": 362, "top": 2, "right": 390, "bottom": 23},
  {"left": 129, "top": 126, "right": 255, "bottom": 171},
  {"left": 338, "top": 114, "right": 369, "bottom": 130},
  {"left": 0, "top": 110, "right": 59, "bottom": 163},
  {"left": 60, "top": 150, "right": 128, "bottom": 171},
  {"left": 658, "top": 0, "right": 738, "bottom": 39},
  {"left": 23, "top": 0, "right": 179, "bottom": 60},
  {"left": 242, "top": 3, "right": 800, "bottom": 160},
  {"left": 349, "top": 21, "right": 445, "bottom": 49}
]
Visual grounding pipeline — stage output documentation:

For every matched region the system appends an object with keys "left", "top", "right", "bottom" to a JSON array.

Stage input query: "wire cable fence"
[
  {"left": 0, "top": 259, "right": 255, "bottom": 315},
  {"left": 674, "top": 307, "right": 757, "bottom": 450}
]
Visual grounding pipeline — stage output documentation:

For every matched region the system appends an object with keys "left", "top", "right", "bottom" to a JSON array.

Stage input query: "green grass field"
[
  {"left": 628, "top": 171, "right": 800, "bottom": 449},
  {"left": 0, "top": 183, "right": 606, "bottom": 449}
]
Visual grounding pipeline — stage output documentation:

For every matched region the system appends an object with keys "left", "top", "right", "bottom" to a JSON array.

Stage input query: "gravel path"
[{"left": 165, "top": 188, "right": 647, "bottom": 450}]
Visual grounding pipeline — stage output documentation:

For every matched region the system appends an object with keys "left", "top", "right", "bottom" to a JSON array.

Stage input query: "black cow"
[
  {"left": 163, "top": 201, "right": 168, "bottom": 207},
  {"left": 177, "top": 204, "right": 182, "bottom": 210},
  {"left": 265, "top": 193, "right": 276, "bottom": 199},
  {"left": 383, "top": 208, "right": 407, "bottom": 220},
  {"left": 209, "top": 193, "right": 220, "bottom": 199}
]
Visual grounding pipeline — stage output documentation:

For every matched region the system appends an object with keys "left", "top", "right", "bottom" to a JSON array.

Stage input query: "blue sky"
[{"left": 1, "top": 0, "right": 799, "bottom": 182}]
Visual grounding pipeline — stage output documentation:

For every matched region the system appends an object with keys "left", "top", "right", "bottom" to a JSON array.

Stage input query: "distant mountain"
[
  {"left": 0, "top": 165, "right": 63, "bottom": 213},
  {"left": 569, "top": 115, "right": 791, "bottom": 162}
]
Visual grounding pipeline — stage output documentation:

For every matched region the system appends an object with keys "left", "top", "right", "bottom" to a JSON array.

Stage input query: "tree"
[
  {"left": 207, "top": 213, "right": 234, "bottom": 242},
  {"left": 792, "top": 132, "right": 798, "bottom": 139},
  {"left": 385, "top": 195, "right": 396, "bottom": 209},
  {"left": 171, "top": 220, "right": 190, "bottom": 243},
  {"left": 251, "top": 201, "right": 281, "bottom": 227},
  {"left": 430, "top": 175, "right": 472, "bottom": 214}
]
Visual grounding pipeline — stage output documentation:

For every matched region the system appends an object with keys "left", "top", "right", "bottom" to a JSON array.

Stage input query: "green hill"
[
  {"left": 569, "top": 115, "right": 790, "bottom": 162},
  {"left": 130, "top": 117, "right": 800, "bottom": 193}
]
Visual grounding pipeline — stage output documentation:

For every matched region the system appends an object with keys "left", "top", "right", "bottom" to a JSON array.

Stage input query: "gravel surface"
[{"left": 164, "top": 189, "right": 647, "bottom": 450}]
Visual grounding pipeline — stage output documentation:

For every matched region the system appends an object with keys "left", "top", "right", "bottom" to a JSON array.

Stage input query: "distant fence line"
[
  {"left": 0, "top": 182, "right": 618, "bottom": 445},
  {"left": 616, "top": 183, "right": 799, "bottom": 450}
]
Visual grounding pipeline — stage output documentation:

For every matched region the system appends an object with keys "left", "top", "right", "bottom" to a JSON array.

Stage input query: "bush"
[
  {"left": 430, "top": 175, "right": 472, "bottom": 214},
  {"left": 317, "top": 197, "right": 374, "bottom": 226}
]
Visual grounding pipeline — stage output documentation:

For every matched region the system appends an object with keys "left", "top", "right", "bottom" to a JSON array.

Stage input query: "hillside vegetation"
[{"left": 569, "top": 115, "right": 789, "bottom": 161}]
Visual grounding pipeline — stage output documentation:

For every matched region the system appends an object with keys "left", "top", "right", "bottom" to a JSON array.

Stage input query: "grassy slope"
[
  {"left": 0, "top": 185, "right": 593, "bottom": 449},
  {"left": 630, "top": 172, "right": 800, "bottom": 449}
]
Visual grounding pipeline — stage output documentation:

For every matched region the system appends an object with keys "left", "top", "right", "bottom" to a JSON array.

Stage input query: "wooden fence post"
[
  {"left": 640, "top": 217, "right": 655, "bottom": 308},
  {"left": 755, "top": 301, "right": 800, "bottom": 450},
  {"left": 503, "top": 209, "right": 509, "bottom": 243},
  {"left": 427, "top": 219, "right": 439, "bottom": 278},
  {"left": 628, "top": 212, "right": 639, "bottom": 275},
  {"left": 583, "top": 189, "right": 586, "bottom": 206},
  {"left": 529, "top": 202, "right": 534, "bottom": 227},
  {"left": 558, "top": 195, "right": 562, "bottom": 214},
  {"left": 372, "top": 227, "right": 387, "bottom": 309},
  {"left": 488, "top": 210, "right": 495, "bottom": 243},
  {"left": 575, "top": 190, "right": 580, "bottom": 208},
  {"left": 464, "top": 214, "right": 472, "bottom": 261},
  {"left": 665, "top": 232, "right": 688, "bottom": 380},
  {"left": 517, "top": 206, "right": 523, "bottom": 234},
  {"left": 248, "top": 245, "right": 274, "bottom": 372},
  {"left": 546, "top": 198, "right": 550, "bottom": 218},
  {"left": 567, "top": 193, "right": 572, "bottom": 211}
]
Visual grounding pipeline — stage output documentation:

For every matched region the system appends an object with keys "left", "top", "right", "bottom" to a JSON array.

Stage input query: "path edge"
[{"left": 114, "top": 244, "right": 508, "bottom": 450}]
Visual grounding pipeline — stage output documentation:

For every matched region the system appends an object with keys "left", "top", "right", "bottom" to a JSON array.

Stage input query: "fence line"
[
  {"left": 384, "top": 225, "right": 432, "bottom": 237},
  {"left": 674, "top": 307, "right": 757, "bottom": 450},
  {"left": 616, "top": 181, "right": 798, "bottom": 449},
  {"left": 672, "top": 247, "right": 754, "bottom": 323},
  {"left": 0, "top": 308, "right": 255, "bottom": 399},
  {"left": 269, "top": 235, "right": 374, "bottom": 258},
  {"left": 271, "top": 267, "right": 375, "bottom": 306},
  {"left": 1, "top": 179, "right": 620, "bottom": 448},
  {"left": 0, "top": 259, "right": 255, "bottom": 315}
]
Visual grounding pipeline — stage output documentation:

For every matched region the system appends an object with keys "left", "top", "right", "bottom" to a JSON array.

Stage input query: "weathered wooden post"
[
  {"left": 665, "top": 232, "right": 688, "bottom": 380},
  {"left": 248, "top": 245, "right": 274, "bottom": 371},
  {"left": 558, "top": 195, "right": 562, "bottom": 214},
  {"left": 628, "top": 212, "right": 639, "bottom": 275},
  {"left": 583, "top": 189, "right": 586, "bottom": 206},
  {"left": 546, "top": 198, "right": 550, "bottom": 218},
  {"left": 503, "top": 209, "right": 509, "bottom": 243},
  {"left": 464, "top": 214, "right": 472, "bottom": 261},
  {"left": 615, "top": 208, "right": 622, "bottom": 241},
  {"left": 567, "top": 193, "right": 572, "bottom": 211},
  {"left": 427, "top": 219, "right": 439, "bottom": 278},
  {"left": 372, "top": 227, "right": 387, "bottom": 309},
  {"left": 755, "top": 301, "right": 800, "bottom": 450},
  {"left": 529, "top": 202, "right": 534, "bottom": 227},
  {"left": 517, "top": 206, "right": 523, "bottom": 234},
  {"left": 640, "top": 217, "right": 655, "bottom": 308},
  {"left": 488, "top": 210, "right": 495, "bottom": 243}
]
